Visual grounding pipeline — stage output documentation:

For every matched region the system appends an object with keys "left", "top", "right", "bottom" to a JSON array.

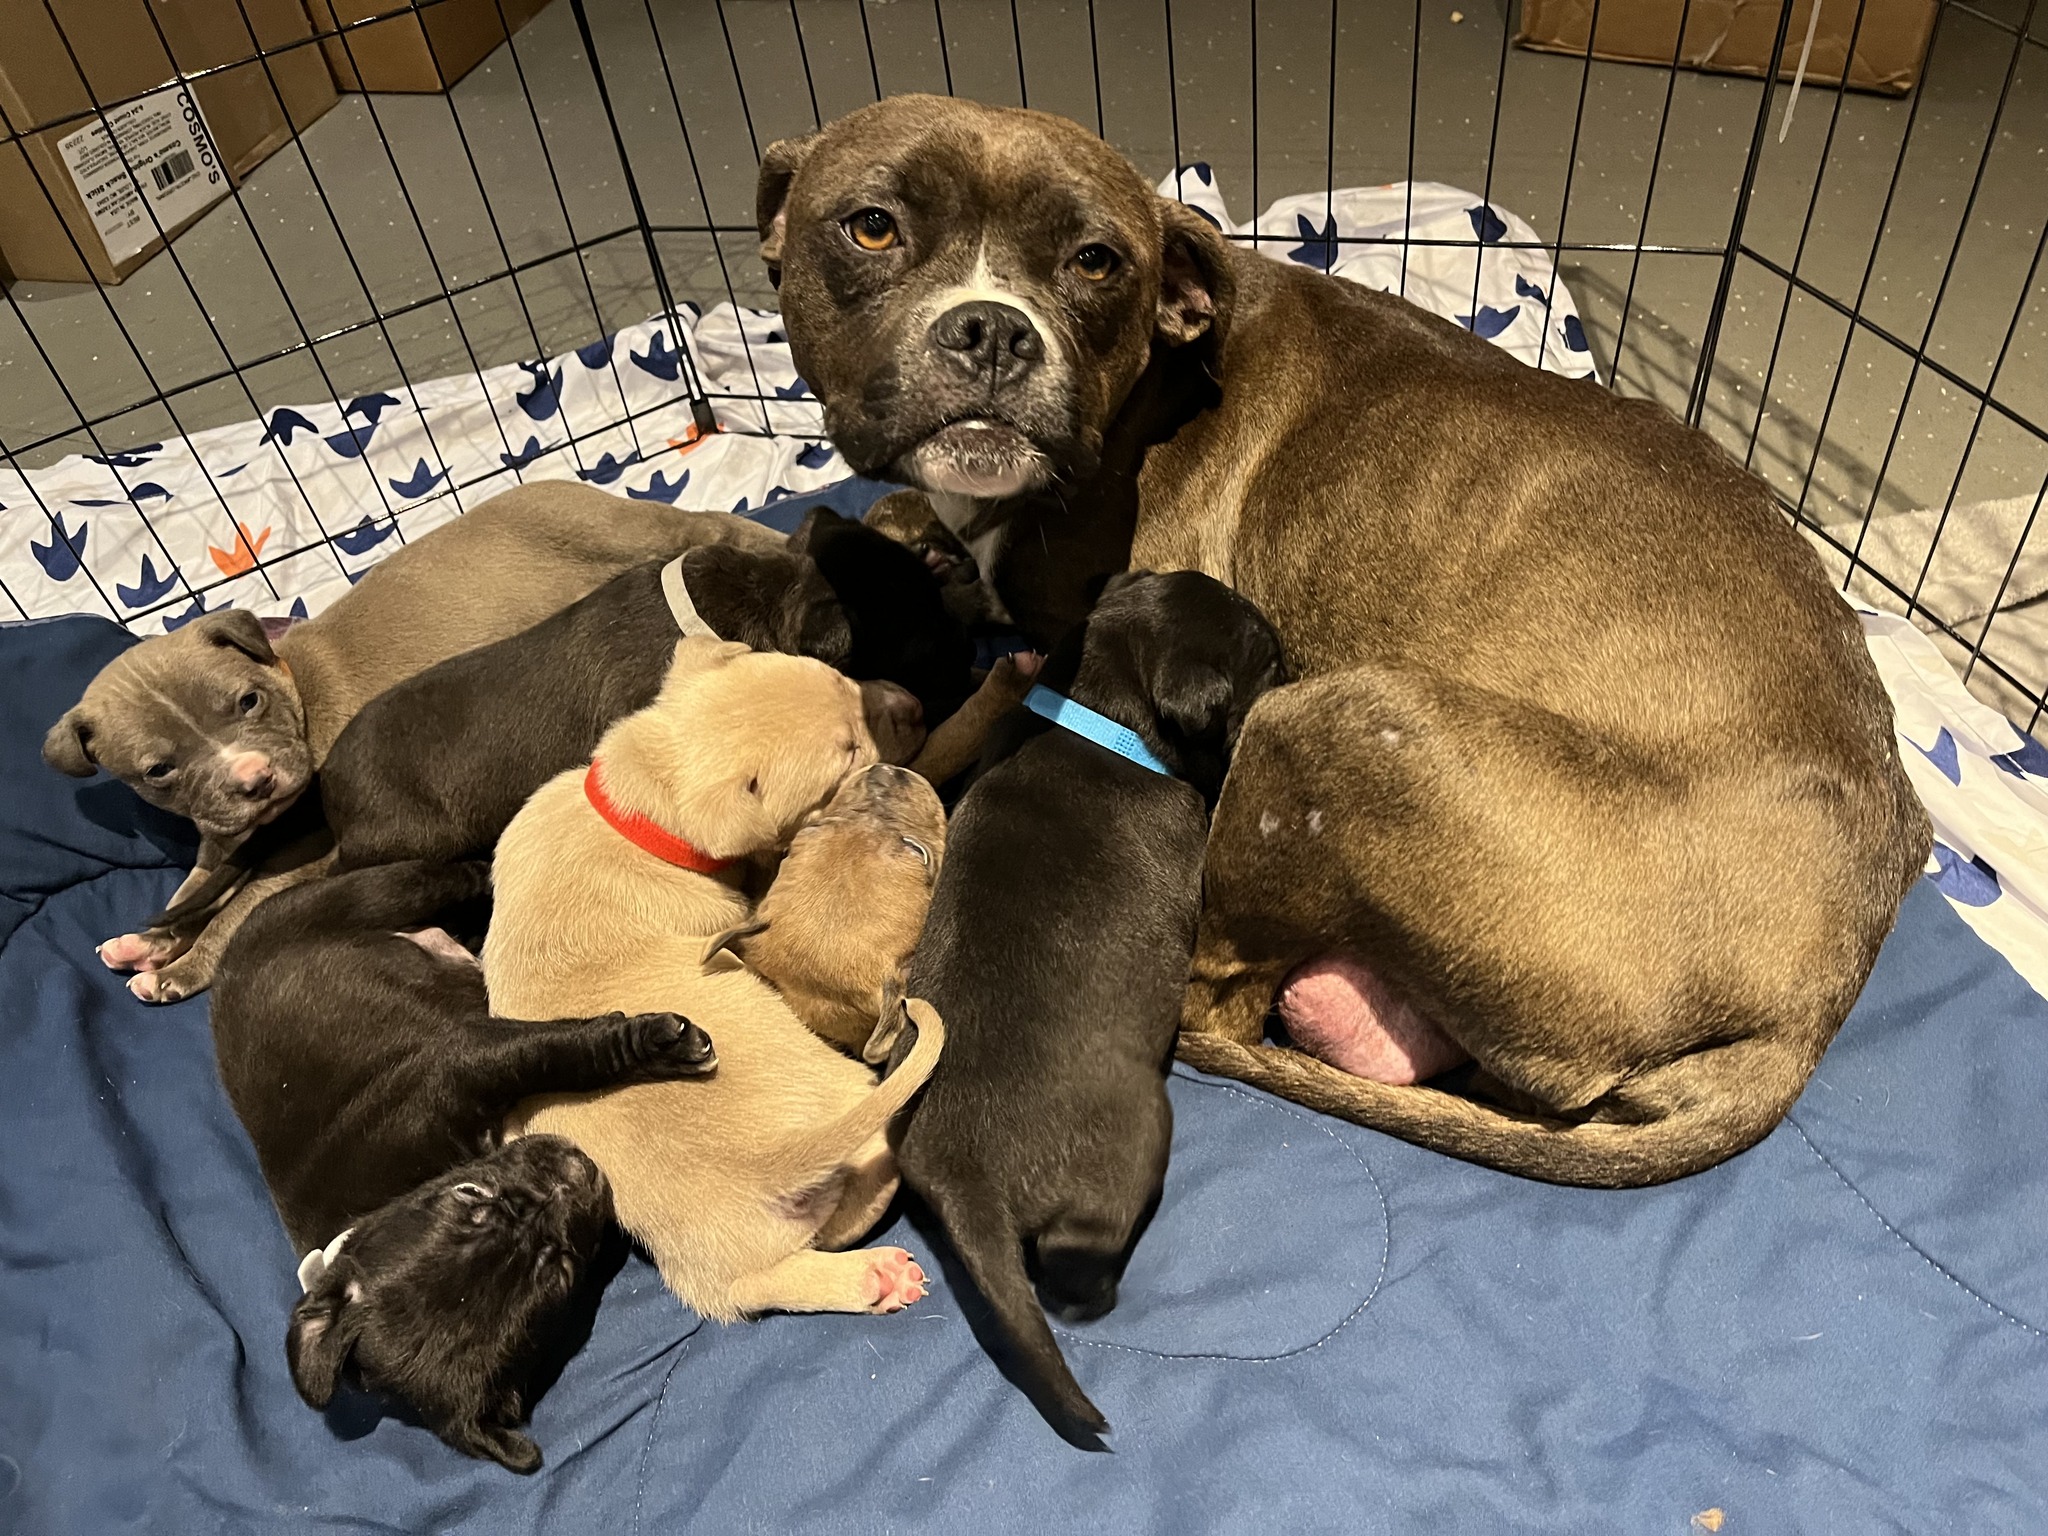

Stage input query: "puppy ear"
[
  {"left": 1155, "top": 198, "right": 1236, "bottom": 349},
  {"left": 453, "top": 1421, "right": 543, "bottom": 1475},
  {"left": 285, "top": 1266, "right": 362, "bottom": 1410},
  {"left": 700, "top": 918, "right": 769, "bottom": 970},
  {"left": 683, "top": 546, "right": 808, "bottom": 654},
  {"left": 757, "top": 133, "right": 819, "bottom": 288},
  {"left": 667, "top": 634, "right": 754, "bottom": 685},
  {"left": 860, "top": 972, "right": 909, "bottom": 1064},
  {"left": 42, "top": 707, "right": 98, "bottom": 777},
  {"left": 1097, "top": 569, "right": 1149, "bottom": 602},
  {"left": 1153, "top": 662, "right": 1238, "bottom": 764},
  {"left": 785, "top": 505, "right": 844, "bottom": 557},
  {"left": 790, "top": 559, "right": 853, "bottom": 669},
  {"left": 862, "top": 986, "right": 913, "bottom": 1066},
  {"left": 194, "top": 607, "right": 275, "bottom": 664}
]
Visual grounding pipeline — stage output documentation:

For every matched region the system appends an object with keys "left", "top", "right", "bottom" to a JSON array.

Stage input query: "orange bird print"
[{"left": 209, "top": 521, "right": 272, "bottom": 577}]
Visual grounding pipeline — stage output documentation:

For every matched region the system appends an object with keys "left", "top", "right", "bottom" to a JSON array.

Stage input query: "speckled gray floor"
[{"left": 5, "top": 0, "right": 2045, "bottom": 699}]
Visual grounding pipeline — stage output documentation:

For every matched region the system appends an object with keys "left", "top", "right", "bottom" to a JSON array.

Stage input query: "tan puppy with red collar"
[{"left": 484, "top": 637, "right": 943, "bottom": 1319}]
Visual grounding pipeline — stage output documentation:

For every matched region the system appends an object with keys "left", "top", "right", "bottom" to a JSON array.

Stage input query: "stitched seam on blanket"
[
  {"left": 1788, "top": 1115, "right": 2047, "bottom": 1343},
  {"left": 632, "top": 1337, "right": 694, "bottom": 1536},
  {"left": 1051, "top": 1073, "right": 1391, "bottom": 1364}
]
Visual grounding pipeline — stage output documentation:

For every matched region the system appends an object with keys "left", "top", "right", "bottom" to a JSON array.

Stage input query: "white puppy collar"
[
  {"left": 296, "top": 1227, "right": 354, "bottom": 1293},
  {"left": 659, "top": 556, "right": 718, "bottom": 639}
]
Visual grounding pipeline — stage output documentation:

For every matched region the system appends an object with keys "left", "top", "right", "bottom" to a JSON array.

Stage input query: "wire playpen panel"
[{"left": 2, "top": 0, "right": 2043, "bottom": 715}]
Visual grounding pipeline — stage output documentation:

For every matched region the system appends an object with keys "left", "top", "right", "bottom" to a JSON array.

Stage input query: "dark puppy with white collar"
[
  {"left": 208, "top": 857, "right": 715, "bottom": 1257},
  {"left": 310, "top": 507, "right": 966, "bottom": 877},
  {"left": 894, "top": 569, "right": 1286, "bottom": 1441},
  {"left": 287, "top": 1134, "right": 617, "bottom": 1473},
  {"left": 150, "top": 507, "right": 965, "bottom": 907}
]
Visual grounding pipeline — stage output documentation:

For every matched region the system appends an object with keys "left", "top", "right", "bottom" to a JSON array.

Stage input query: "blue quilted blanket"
[{"left": 3, "top": 610, "right": 2044, "bottom": 1534}]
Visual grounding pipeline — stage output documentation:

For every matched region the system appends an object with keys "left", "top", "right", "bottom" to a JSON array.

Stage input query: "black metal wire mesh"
[{"left": 3, "top": 0, "right": 2043, "bottom": 719}]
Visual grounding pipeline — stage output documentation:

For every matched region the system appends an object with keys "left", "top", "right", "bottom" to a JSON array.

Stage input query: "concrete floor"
[{"left": 4, "top": 0, "right": 2045, "bottom": 698}]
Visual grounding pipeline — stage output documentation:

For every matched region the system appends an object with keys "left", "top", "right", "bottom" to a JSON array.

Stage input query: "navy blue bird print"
[
  {"left": 1467, "top": 205, "right": 1508, "bottom": 244},
  {"left": 795, "top": 441, "right": 836, "bottom": 469},
  {"left": 32, "top": 512, "right": 88, "bottom": 581},
  {"left": 628, "top": 469, "right": 690, "bottom": 503},
  {"left": 117, "top": 555, "right": 180, "bottom": 607},
  {"left": 325, "top": 423, "right": 376, "bottom": 459},
  {"left": 388, "top": 460, "right": 447, "bottom": 498},
  {"left": 1458, "top": 305, "right": 1520, "bottom": 340},
  {"left": 501, "top": 436, "right": 551, "bottom": 470},
  {"left": 164, "top": 595, "right": 221, "bottom": 631},
  {"left": 1287, "top": 213, "right": 1340, "bottom": 271},
  {"left": 578, "top": 335, "right": 615, "bottom": 369},
  {"left": 516, "top": 363, "right": 563, "bottom": 422},
  {"left": 632, "top": 332, "right": 681, "bottom": 382},
  {"left": 576, "top": 451, "right": 642, "bottom": 486},
  {"left": 260, "top": 408, "right": 320, "bottom": 447},
  {"left": 85, "top": 445, "right": 160, "bottom": 468},
  {"left": 333, "top": 517, "right": 398, "bottom": 556},
  {"left": 345, "top": 393, "right": 401, "bottom": 424}
]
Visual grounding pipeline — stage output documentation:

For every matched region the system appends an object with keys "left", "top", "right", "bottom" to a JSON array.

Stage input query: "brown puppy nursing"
[
  {"left": 484, "top": 639, "right": 944, "bottom": 1320},
  {"left": 707, "top": 761, "right": 949, "bottom": 1060}
]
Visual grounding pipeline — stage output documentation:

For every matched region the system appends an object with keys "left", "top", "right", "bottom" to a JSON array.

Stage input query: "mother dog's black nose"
[{"left": 930, "top": 300, "right": 1043, "bottom": 378}]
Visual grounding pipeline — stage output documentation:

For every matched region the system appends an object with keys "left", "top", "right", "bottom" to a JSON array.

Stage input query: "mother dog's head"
[{"left": 758, "top": 95, "right": 1234, "bottom": 501}]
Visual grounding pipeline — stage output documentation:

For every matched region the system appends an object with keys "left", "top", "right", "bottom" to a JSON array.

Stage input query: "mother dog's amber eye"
[
  {"left": 1071, "top": 244, "right": 1120, "bottom": 280},
  {"left": 846, "top": 208, "right": 898, "bottom": 251}
]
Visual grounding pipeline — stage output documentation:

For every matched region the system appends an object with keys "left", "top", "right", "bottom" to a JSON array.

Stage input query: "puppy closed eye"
[
  {"left": 238, "top": 690, "right": 262, "bottom": 716},
  {"left": 144, "top": 761, "right": 176, "bottom": 782},
  {"left": 450, "top": 1181, "right": 494, "bottom": 1206},
  {"left": 900, "top": 837, "right": 931, "bottom": 868}
]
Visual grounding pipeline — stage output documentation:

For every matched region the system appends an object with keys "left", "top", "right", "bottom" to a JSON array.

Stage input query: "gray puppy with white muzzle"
[{"left": 42, "top": 481, "right": 781, "bottom": 1003}]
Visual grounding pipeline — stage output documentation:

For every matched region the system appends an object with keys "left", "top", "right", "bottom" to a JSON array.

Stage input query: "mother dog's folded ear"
[
  {"left": 756, "top": 131, "right": 819, "bottom": 285},
  {"left": 1155, "top": 197, "right": 1237, "bottom": 351}
]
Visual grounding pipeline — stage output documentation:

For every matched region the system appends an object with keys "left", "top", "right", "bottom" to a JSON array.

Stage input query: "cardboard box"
[
  {"left": 1516, "top": 0, "right": 1939, "bottom": 95},
  {"left": 0, "top": 0, "right": 337, "bottom": 285},
  {"left": 309, "top": 0, "right": 554, "bottom": 93}
]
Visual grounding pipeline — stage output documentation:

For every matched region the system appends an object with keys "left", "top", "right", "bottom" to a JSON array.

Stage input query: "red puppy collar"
[{"left": 583, "top": 760, "right": 735, "bottom": 874}]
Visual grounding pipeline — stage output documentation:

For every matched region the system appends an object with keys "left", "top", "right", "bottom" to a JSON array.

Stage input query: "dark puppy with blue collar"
[{"left": 893, "top": 569, "right": 1286, "bottom": 1441}]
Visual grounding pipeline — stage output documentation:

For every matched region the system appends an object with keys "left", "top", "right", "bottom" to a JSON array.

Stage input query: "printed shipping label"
[{"left": 55, "top": 84, "right": 228, "bottom": 269}]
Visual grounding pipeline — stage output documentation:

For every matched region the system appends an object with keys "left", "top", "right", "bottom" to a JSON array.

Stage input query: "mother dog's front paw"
[
  {"left": 98, "top": 930, "right": 189, "bottom": 974},
  {"left": 625, "top": 1012, "right": 718, "bottom": 1078}
]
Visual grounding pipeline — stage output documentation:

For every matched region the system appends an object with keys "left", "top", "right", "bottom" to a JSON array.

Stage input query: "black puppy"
[
  {"left": 208, "top": 857, "right": 715, "bottom": 1255},
  {"left": 894, "top": 570, "right": 1286, "bottom": 1442},
  {"left": 287, "top": 1134, "right": 615, "bottom": 1472}
]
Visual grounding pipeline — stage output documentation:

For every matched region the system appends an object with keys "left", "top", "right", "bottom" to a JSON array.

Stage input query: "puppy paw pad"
[
  {"left": 98, "top": 934, "right": 168, "bottom": 971},
  {"left": 864, "top": 1249, "right": 926, "bottom": 1313}
]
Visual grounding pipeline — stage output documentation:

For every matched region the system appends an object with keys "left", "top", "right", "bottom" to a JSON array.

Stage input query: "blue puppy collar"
[{"left": 1022, "top": 685, "right": 1173, "bottom": 776}]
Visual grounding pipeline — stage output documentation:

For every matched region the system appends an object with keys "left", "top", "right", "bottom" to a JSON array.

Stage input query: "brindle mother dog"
[{"left": 759, "top": 94, "right": 1929, "bottom": 1188}]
